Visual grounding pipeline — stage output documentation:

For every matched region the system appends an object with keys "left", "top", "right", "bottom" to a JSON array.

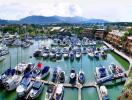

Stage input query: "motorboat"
[
  {"left": 59, "top": 71, "right": 65, "bottom": 83},
  {"left": 56, "top": 49, "right": 62, "bottom": 59},
  {"left": 63, "top": 48, "right": 69, "bottom": 59},
  {"left": 82, "top": 47, "right": 87, "bottom": 54},
  {"left": 28, "top": 80, "right": 44, "bottom": 99},
  {"left": 49, "top": 48, "right": 56, "bottom": 58},
  {"left": 16, "top": 73, "right": 33, "bottom": 98},
  {"left": 42, "top": 47, "right": 50, "bottom": 58},
  {"left": 45, "top": 84, "right": 56, "bottom": 100},
  {"left": 96, "top": 65, "right": 108, "bottom": 79},
  {"left": 88, "top": 52, "right": 94, "bottom": 58},
  {"left": 94, "top": 51, "right": 100, "bottom": 59},
  {"left": 15, "top": 62, "right": 28, "bottom": 74},
  {"left": 78, "top": 70, "right": 85, "bottom": 84},
  {"left": 33, "top": 49, "right": 42, "bottom": 57},
  {"left": 4, "top": 75, "right": 22, "bottom": 91},
  {"left": 100, "top": 86, "right": 109, "bottom": 100},
  {"left": 52, "top": 67, "right": 59, "bottom": 83},
  {"left": 101, "top": 51, "right": 107, "bottom": 59},
  {"left": 108, "top": 64, "right": 123, "bottom": 75},
  {"left": 75, "top": 49, "right": 81, "bottom": 59},
  {"left": 69, "top": 68, "right": 76, "bottom": 84},
  {"left": 69, "top": 51, "right": 74, "bottom": 61},
  {"left": 54, "top": 84, "right": 64, "bottom": 100},
  {"left": 0, "top": 68, "right": 16, "bottom": 86},
  {"left": 37, "top": 66, "right": 50, "bottom": 79}
]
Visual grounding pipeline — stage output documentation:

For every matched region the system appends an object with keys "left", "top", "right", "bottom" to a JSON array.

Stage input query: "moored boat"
[
  {"left": 69, "top": 68, "right": 76, "bottom": 84},
  {"left": 54, "top": 84, "right": 64, "bottom": 100},
  {"left": 28, "top": 80, "right": 44, "bottom": 99},
  {"left": 100, "top": 86, "right": 109, "bottom": 100},
  {"left": 78, "top": 70, "right": 85, "bottom": 84},
  {"left": 59, "top": 71, "right": 65, "bottom": 83}
]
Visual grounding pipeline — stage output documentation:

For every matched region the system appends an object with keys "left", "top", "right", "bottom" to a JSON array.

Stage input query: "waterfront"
[{"left": 0, "top": 39, "right": 129, "bottom": 100}]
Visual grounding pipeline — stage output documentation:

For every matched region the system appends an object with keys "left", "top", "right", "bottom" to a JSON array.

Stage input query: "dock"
[{"left": 27, "top": 78, "right": 102, "bottom": 100}]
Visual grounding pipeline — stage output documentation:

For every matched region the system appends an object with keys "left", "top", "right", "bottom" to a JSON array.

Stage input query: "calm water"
[{"left": 0, "top": 39, "right": 129, "bottom": 100}]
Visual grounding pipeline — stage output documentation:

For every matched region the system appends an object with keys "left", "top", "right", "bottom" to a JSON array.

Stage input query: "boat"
[
  {"left": 82, "top": 47, "right": 87, "bottom": 54},
  {"left": 54, "top": 84, "right": 64, "bottom": 100},
  {"left": 108, "top": 64, "right": 123, "bottom": 75},
  {"left": 96, "top": 65, "right": 108, "bottom": 79},
  {"left": 59, "top": 71, "right": 65, "bottom": 83},
  {"left": 0, "top": 55, "right": 6, "bottom": 62},
  {"left": 63, "top": 48, "right": 69, "bottom": 59},
  {"left": 37, "top": 66, "right": 50, "bottom": 79},
  {"left": 52, "top": 67, "right": 59, "bottom": 83},
  {"left": 4, "top": 74, "right": 22, "bottom": 91},
  {"left": 28, "top": 80, "right": 44, "bottom": 99},
  {"left": 101, "top": 51, "right": 107, "bottom": 59},
  {"left": 69, "top": 51, "right": 74, "bottom": 61},
  {"left": 100, "top": 86, "right": 109, "bottom": 100},
  {"left": 78, "top": 70, "right": 85, "bottom": 84},
  {"left": 42, "top": 47, "right": 50, "bottom": 58},
  {"left": 16, "top": 73, "right": 33, "bottom": 98},
  {"left": 88, "top": 52, "right": 94, "bottom": 58},
  {"left": 75, "top": 49, "right": 81, "bottom": 59},
  {"left": 15, "top": 62, "right": 29, "bottom": 74},
  {"left": 94, "top": 51, "right": 100, "bottom": 59},
  {"left": 69, "top": 68, "right": 76, "bottom": 84},
  {"left": 0, "top": 68, "right": 16, "bottom": 86},
  {"left": 45, "top": 84, "right": 56, "bottom": 100},
  {"left": 49, "top": 48, "right": 56, "bottom": 58},
  {"left": 33, "top": 49, "right": 42, "bottom": 57},
  {"left": 56, "top": 49, "right": 62, "bottom": 59}
]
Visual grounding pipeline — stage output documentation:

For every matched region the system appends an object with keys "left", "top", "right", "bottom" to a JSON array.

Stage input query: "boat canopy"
[
  {"left": 42, "top": 66, "right": 50, "bottom": 74},
  {"left": 21, "top": 77, "right": 30, "bottom": 86},
  {"left": 33, "top": 81, "right": 42, "bottom": 89}
]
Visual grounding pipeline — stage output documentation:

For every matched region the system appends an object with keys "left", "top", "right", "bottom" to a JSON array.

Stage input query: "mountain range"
[{"left": 0, "top": 15, "right": 109, "bottom": 25}]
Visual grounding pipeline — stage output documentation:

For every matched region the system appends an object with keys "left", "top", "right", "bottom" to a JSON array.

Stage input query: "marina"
[{"left": 0, "top": 38, "right": 130, "bottom": 100}]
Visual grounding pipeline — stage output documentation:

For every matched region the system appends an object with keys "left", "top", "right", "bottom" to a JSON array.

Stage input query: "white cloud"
[{"left": 0, "top": 0, "right": 132, "bottom": 21}]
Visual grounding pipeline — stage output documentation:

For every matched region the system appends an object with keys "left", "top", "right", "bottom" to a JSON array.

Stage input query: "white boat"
[
  {"left": 45, "top": 84, "right": 56, "bottom": 100},
  {"left": 0, "top": 55, "right": 6, "bottom": 62},
  {"left": 96, "top": 65, "right": 108, "bottom": 79},
  {"left": 15, "top": 62, "right": 28, "bottom": 74},
  {"left": 4, "top": 75, "right": 22, "bottom": 91},
  {"left": 78, "top": 70, "right": 85, "bottom": 84},
  {"left": 28, "top": 80, "right": 44, "bottom": 99},
  {"left": 16, "top": 74, "right": 33, "bottom": 97},
  {"left": 100, "top": 86, "right": 109, "bottom": 100},
  {"left": 54, "top": 84, "right": 64, "bottom": 100},
  {"left": 88, "top": 52, "right": 94, "bottom": 58}
]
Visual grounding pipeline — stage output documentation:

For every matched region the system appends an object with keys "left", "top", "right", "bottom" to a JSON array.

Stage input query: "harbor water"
[{"left": 0, "top": 39, "right": 129, "bottom": 100}]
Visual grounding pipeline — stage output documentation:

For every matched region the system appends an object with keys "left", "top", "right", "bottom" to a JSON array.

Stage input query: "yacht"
[
  {"left": 78, "top": 70, "right": 85, "bottom": 84},
  {"left": 96, "top": 65, "right": 108, "bottom": 79},
  {"left": 28, "top": 80, "right": 44, "bottom": 99},
  {"left": 42, "top": 47, "right": 50, "bottom": 58},
  {"left": 49, "top": 48, "right": 56, "bottom": 58},
  {"left": 75, "top": 49, "right": 81, "bottom": 59},
  {"left": 4, "top": 75, "right": 22, "bottom": 91},
  {"left": 54, "top": 84, "right": 64, "bottom": 100},
  {"left": 69, "top": 68, "right": 76, "bottom": 84},
  {"left": 59, "top": 71, "right": 65, "bottom": 83},
  {"left": 100, "top": 86, "right": 109, "bottom": 100},
  {"left": 33, "top": 49, "right": 42, "bottom": 57},
  {"left": 45, "top": 84, "right": 56, "bottom": 100},
  {"left": 16, "top": 73, "right": 33, "bottom": 98},
  {"left": 52, "top": 68, "right": 59, "bottom": 83},
  {"left": 56, "top": 49, "right": 62, "bottom": 59}
]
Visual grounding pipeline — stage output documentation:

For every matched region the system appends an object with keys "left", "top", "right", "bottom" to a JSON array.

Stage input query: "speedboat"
[
  {"left": 52, "top": 67, "right": 59, "bottom": 83},
  {"left": 0, "top": 68, "right": 15, "bottom": 86},
  {"left": 15, "top": 62, "right": 28, "bottom": 74},
  {"left": 100, "top": 86, "right": 109, "bottom": 100},
  {"left": 96, "top": 65, "right": 108, "bottom": 79},
  {"left": 28, "top": 80, "right": 44, "bottom": 99},
  {"left": 78, "top": 70, "right": 85, "bottom": 84},
  {"left": 4, "top": 75, "right": 22, "bottom": 91},
  {"left": 94, "top": 51, "right": 100, "bottom": 59},
  {"left": 16, "top": 73, "right": 33, "bottom": 98},
  {"left": 59, "top": 71, "right": 65, "bottom": 83},
  {"left": 63, "top": 48, "right": 69, "bottom": 59},
  {"left": 54, "top": 84, "right": 64, "bottom": 100},
  {"left": 88, "top": 51, "right": 94, "bottom": 58},
  {"left": 69, "top": 68, "right": 76, "bottom": 84},
  {"left": 101, "top": 51, "right": 107, "bottom": 59},
  {"left": 82, "top": 47, "right": 87, "bottom": 54},
  {"left": 108, "top": 64, "right": 123, "bottom": 75},
  {"left": 45, "top": 84, "right": 56, "bottom": 100},
  {"left": 42, "top": 47, "right": 50, "bottom": 58}
]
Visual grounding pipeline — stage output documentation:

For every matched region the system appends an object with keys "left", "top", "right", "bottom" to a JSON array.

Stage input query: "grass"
[{"left": 110, "top": 51, "right": 130, "bottom": 70}]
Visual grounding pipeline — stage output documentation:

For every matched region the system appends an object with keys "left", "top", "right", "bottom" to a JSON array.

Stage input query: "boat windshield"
[
  {"left": 33, "top": 81, "right": 42, "bottom": 90},
  {"left": 21, "top": 78, "right": 30, "bottom": 86}
]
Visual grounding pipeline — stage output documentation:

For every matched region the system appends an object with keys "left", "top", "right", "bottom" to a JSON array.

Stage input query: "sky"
[{"left": 0, "top": 0, "right": 132, "bottom": 22}]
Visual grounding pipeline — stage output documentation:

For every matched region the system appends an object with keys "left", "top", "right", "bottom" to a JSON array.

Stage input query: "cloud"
[{"left": 0, "top": 0, "right": 132, "bottom": 21}]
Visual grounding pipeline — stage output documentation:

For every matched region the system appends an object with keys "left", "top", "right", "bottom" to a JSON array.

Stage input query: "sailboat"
[{"left": 78, "top": 55, "right": 85, "bottom": 84}]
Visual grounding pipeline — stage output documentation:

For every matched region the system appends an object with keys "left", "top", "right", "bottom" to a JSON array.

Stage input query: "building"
[
  {"left": 124, "top": 36, "right": 132, "bottom": 54},
  {"left": 81, "top": 28, "right": 93, "bottom": 38},
  {"left": 95, "top": 29, "right": 106, "bottom": 40},
  {"left": 105, "top": 30, "right": 125, "bottom": 47}
]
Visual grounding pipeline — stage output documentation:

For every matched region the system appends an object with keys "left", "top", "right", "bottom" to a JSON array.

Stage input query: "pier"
[{"left": 28, "top": 78, "right": 102, "bottom": 100}]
